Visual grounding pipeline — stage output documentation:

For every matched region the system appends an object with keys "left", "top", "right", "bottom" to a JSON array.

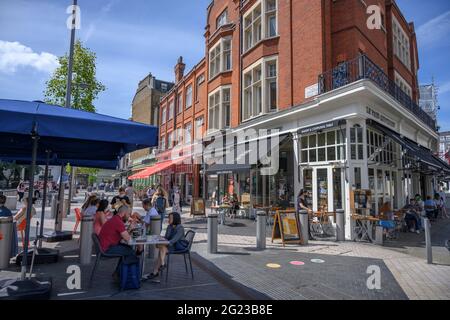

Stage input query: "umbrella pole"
[
  {"left": 38, "top": 150, "right": 50, "bottom": 248},
  {"left": 54, "top": 164, "right": 65, "bottom": 232},
  {"left": 21, "top": 134, "right": 39, "bottom": 280}
]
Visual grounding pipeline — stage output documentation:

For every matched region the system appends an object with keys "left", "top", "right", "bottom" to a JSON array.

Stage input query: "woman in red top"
[{"left": 94, "top": 199, "right": 109, "bottom": 235}]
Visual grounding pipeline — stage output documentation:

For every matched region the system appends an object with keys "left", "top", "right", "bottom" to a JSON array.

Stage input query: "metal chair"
[
  {"left": 163, "top": 230, "right": 196, "bottom": 282},
  {"left": 89, "top": 233, "right": 124, "bottom": 288}
]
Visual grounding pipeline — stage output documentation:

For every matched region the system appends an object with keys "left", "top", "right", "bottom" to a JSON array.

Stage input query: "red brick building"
[{"left": 142, "top": 0, "right": 447, "bottom": 236}]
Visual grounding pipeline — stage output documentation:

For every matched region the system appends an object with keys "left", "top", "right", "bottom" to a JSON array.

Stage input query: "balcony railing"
[{"left": 318, "top": 54, "right": 437, "bottom": 131}]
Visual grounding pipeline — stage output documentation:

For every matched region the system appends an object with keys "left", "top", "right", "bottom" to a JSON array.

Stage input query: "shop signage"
[
  {"left": 305, "top": 83, "right": 319, "bottom": 99},
  {"left": 272, "top": 210, "right": 303, "bottom": 246},
  {"left": 366, "top": 107, "right": 395, "bottom": 128},
  {"left": 298, "top": 120, "right": 343, "bottom": 135}
]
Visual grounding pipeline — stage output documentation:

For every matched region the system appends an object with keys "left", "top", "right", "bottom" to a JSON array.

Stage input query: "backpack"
[
  {"left": 119, "top": 262, "right": 140, "bottom": 290},
  {"left": 155, "top": 196, "right": 166, "bottom": 214}
]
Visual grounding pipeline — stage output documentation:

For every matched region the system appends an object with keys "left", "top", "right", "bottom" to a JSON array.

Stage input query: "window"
[
  {"left": 196, "top": 74, "right": 205, "bottom": 101},
  {"left": 392, "top": 16, "right": 411, "bottom": 70},
  {"left": 300, "top": 129, "right": 346, "bottom": 163},
  {"left": 350, "top": 125, "right": 364, "bottom": 160},
  {"left": 185, "top": 85, "right": 193, "bottom": 108},
  {"left": 177, "top": 92, "right": 183, "bottom": 114},
  {"left": 195, "top": 116, "right": 204, "bottom": 140},
  {"left": 161, "top": 83, "right": 168, "bottom": 92},
  {"left": 168, "top": 100, "right": 174, "bottom": 120},
  {"left": 167, "top": 132, "right": 173, "bottom": 149},
  {"left": 185, "top": 122, "right": 192, "bottom": 145},
  {"left": 244, "top": 0, "right": 277, "bottom": 52},
  {"left": 208, "top": 86, "right": 231, "bottom": 131},
  {"left": 160, "top": 135, "right": 166, "bottom": 151},
  {"left": 367, "top": 128, "right": 397, "bottom": 165},
  {"left": 209, "top": 38, "right": 232, "bottom": 79},
  {"left": 161, "top": 106, "right": 166, "bottom": 124},
  {"left": 242, "top": 56, "right": 277, "bottom": 121},
  {"left": 216, "top": 9, "right": 228, "bottom": 29},
  {"left": 395, "top": 72, "right": 412, "bottom": 98}
]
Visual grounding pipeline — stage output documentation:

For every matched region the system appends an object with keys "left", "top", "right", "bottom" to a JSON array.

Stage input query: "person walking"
[
  {"left": 16, "top": 182, "right": 25, "bottom": 203},
  {"left": 297, "top": 189, "right": 314, "bottom": 240},
  {"left": 153, "top": 187, "right": 168, "bottom": 231},
  {"left": 172, "top": 187, "right": 181, "bottom": 213}
]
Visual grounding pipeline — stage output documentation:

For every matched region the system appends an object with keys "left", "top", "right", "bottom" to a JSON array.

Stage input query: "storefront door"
[{"left": 302, "top": 166, "right": 344, "bottom": 213}]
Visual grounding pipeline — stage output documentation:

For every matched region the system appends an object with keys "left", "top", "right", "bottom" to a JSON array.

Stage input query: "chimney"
[{"left": 174, "top": 56, "right": 186, "bottom": 83}]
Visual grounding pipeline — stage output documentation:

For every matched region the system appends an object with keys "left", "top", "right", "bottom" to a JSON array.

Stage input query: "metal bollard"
[
  {"left": 50, "top": 194, "right": 58, "bottom": 219},
  {"left": 207, "top": 213, "right": 218, "bottom": 254},
  {"left": 336, "top": 209, "right": 345, "bottom": 241},
  {"left": 299, "top": 210, "right": 309, "bottom": 245},
  {"left": 79, "top": 215, "right": 94, "bottom": 265},
  {"left": 256, "top": 211, "right": 266, "bottom": 250},
  {"left": 424, "top": 218, "right": 432, "bottom": 264},
  {"left": 0, "top": 217, "right": 13, "bottom": 269},
  {"left": 148, "top": 215, "right": 162, "bottom": 259},
  {"left": 375, "top": 225, "right": 384, "bottom": 245}
]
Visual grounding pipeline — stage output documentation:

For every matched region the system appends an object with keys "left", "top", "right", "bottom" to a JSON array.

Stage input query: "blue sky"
[{"left": 0, "top": 0, "right": 449, "bottom": 129}]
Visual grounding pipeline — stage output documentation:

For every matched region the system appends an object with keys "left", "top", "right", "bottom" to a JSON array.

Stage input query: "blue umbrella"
[{"left": 0, "top": 99, "right": 159, "bottom": 279}]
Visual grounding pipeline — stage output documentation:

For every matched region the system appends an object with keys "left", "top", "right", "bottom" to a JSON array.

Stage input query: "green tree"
[{"left": 44, "top": 39, "right": 106, "bottom": 112}]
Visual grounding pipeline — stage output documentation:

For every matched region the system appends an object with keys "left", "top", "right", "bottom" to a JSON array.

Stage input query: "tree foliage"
[{"left": 44, "top": 39, "right": 105, "bottom": 112}]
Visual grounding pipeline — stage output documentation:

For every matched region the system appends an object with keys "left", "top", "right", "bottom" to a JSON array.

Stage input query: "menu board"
[
  {"left": 191, "top": 198, "right": 206, "bottom": 216},
  {"left": 272, "top": 210, "right": 302, "bottom": 246}
]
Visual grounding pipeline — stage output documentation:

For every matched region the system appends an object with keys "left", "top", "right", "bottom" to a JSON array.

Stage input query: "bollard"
[
  {"left": 207, "top": 213, "right": 218, "bottom": 254},
  {"left": 424, "top": 218, "right": 432, "bottom": 264},
  {"left": 335, "top": 209, "right": 345, "bottom": 242},
  {"left": 256, "top": 211, "right": 266, "bottom": 249},
  {"left": 375, "top": 225, "right": 384, "bottom": 245},
  {"left": 79, "top": 215, "right": 94, "bottom": 265},
  {"left": 299, "top": 210, "right": 309, "bottom": 245},
  {"left": 50, "top": 194, "right": 58, "bottom": 219},
  {"left": 0, "top": 217, "right": 13, "bottom": 269},
  {"left": 148, "top": 215, "right": 162, "bottom": 259}
]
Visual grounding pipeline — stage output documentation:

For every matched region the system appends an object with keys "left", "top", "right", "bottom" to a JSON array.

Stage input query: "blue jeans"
[
  {"left": 106, "top": 244, "right": 138, "bottom": 265},
  {"left": 405, "top": 213, "right": 420, "bottom": 231}
]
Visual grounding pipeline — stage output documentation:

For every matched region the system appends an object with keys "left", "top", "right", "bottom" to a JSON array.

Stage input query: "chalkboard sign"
[
  {"left": 272, "top": 210, "right": 302, "bottom": 246},
  {"left": 191, "top": 198, "right": 206, "bottom": 217}
]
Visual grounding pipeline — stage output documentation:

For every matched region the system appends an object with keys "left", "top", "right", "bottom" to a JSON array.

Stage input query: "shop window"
[
  {"left": 350, "top": 125, "right": 364, "bottom": 160},
  {"left": 354, "top": 167, "right": 362, "bottom": 189},
  {"left": 300, "top": 129, "right": 346, "bottom": 163}
]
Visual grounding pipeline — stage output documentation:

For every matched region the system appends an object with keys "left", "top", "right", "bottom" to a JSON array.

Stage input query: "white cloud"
[
  {"left": 417, "top": 11, "right": 450, "bottom": 48},
  {"left": 0, "top": 40, "right": 60, "bottom": 74}
]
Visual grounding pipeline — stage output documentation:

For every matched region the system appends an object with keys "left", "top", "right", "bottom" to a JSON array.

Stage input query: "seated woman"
[
  {"left": 148, "top": 212, "right": 187, "bottom": 279},
  {"left": 94, "top": 199, "right": 109, "bottom": 235},
  {"left": 81, "top": 195, "right": 98, "bottom": 216},
  {"left": 402, "top": 199, "right": 421, "bottom": 234}
]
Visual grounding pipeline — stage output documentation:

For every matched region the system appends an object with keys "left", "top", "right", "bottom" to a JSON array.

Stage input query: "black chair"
[
  {"left": 89, "top": 233, "right": 124, "bottom": 288},
  {"left": 163, "top": 230, "right": 196, "bottom": 282}
]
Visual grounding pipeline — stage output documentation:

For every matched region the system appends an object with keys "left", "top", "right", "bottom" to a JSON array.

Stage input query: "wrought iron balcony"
[{"left": 318, "top": 54, "right": 437, "bottom": 131}]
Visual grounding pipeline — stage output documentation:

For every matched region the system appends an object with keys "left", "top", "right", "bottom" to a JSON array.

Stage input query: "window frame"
[
  {"left": 209, "top": 37, "right": 232, "bottom": 79},
  {"left": 185, "top": 84, "right": 193, "bottom": 109},
  {"left": 208, "top": 85, "right": 232, "bottom": 132},
  {"left": 216, "top": 9, "right": 228, "bottom": 29},
  {"left": 242, "top": 55, "right": 278, "bottom": 122},
  {"left": 243, "top": 0, "right": 278, "bottom": 52}
]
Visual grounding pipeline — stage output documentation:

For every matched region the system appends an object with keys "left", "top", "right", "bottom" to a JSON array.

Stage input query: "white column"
[
  {"left": 344, "top": 121, "right": 352, "bottom": 239},
  {"left": 293, "top": 132, "right": 301, "bottom": 212}
]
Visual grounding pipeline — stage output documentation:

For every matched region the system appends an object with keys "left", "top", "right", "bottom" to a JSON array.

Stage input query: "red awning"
[{"left": 128, "top": 156, "right": 191, "bottom": 180}]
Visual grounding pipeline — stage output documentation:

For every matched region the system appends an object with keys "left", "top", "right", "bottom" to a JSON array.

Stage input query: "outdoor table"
[
  {"left": 128, "top": 235, "right": 170, "bottom": 281},
  {"left": 351, "top": 214, "right": 379, "bottom": 242},
  {"left": 310, "top": 211, "right": 336, "bottom": 237}
]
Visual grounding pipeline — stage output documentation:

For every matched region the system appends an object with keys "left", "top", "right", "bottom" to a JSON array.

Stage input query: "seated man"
[
  {"left": 402, "top": 199, "right": 420, "bottom": 234},
  {"left": 98, "top": 205, "right": 139, "bottom": 269},
  {"left": 0, "top": 195, "right": 12, "bottom": 217},
  {"left": 110, "top": 187, "right": 131, "bottom": 211},
  {"left": 424, "top": 196, "right": 437, "bottom": 220}
]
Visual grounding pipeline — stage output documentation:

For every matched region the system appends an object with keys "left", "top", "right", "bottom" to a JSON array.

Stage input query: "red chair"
[{"left": 73, "top": 208, "right": 82, "bottom": 234}]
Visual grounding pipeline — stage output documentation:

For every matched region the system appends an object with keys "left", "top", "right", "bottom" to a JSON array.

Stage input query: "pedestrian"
[
  {"left": 16, "top": 182, "right": 25, "bottom": 202},
  {"left": 424, "top": 195, "right": 437, "bottom": 220},
  {"left": 172, "top": 187, "right": 181, "bottom": 213},
  {"left": 153, "top": 187, "right": 168, "bottom": 231},
  {"left": 125, "top": 182, "right": 135, "bottom": 209},
  {"left": 297, "top": 189, "right": 314, "bottom": 240},
  {"left": 147, "top": 185, "right": 156, "bottom": 199}
]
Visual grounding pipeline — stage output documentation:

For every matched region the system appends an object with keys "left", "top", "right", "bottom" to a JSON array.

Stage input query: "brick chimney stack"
[{"left": 174, "top": 56, "right": 186, "bottom": 83}]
